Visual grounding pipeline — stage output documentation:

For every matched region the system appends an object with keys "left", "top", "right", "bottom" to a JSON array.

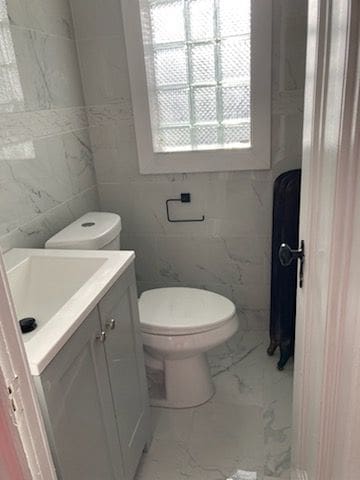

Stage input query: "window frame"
[{"left": 121, "top": 0, "right": 272, "bottom": 174}]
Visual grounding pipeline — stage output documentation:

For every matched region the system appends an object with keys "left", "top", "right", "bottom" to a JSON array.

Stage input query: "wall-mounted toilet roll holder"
[{"left": 165, "top": 193, "right": 205, "bottom": 223}]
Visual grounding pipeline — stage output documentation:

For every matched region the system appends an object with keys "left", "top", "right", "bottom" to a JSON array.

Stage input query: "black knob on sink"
[{"left": 19, "top": 317, "right": 37, "bottom": 334}]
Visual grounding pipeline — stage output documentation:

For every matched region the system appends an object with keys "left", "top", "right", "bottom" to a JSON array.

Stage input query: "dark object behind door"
[{"left": 268, "top": 169, "right": 301, "bottom": 370}]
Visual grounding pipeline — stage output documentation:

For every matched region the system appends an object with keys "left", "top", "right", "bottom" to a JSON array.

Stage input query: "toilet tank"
[{"left": 45, "top": 212, "right": 122, "bottom": 250}]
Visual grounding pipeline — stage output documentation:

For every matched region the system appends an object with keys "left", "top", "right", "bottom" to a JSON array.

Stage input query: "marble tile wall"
[
  {"left": 70, "top": 0, "right": 307, "bottom": 330},
  {"left": 0, "top": 0, "right": 99, "bottom": 252}
]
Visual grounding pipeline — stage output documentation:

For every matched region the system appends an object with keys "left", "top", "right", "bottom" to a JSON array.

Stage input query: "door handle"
[
  {"left": 105, "top": 318, "right": 116, "bottom": 330},
  {"left": 279, "top": 240, "right": 305, "bottom": 287},
  {"left": 96, "top": 331, "right": 106, "bottom": 342}
]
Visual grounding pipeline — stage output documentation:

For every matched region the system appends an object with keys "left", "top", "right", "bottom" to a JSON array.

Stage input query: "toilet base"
[{"left": 149, "top": 353, "right": 215, "bottom": 409}]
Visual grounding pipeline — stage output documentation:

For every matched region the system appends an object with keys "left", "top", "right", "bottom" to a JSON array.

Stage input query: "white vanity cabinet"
[
  {"left": 33, "top": 263, "right": 151, "bottom": 480},
  {"left": 98, "top": 266, "right": 150, "bottom": 480}
]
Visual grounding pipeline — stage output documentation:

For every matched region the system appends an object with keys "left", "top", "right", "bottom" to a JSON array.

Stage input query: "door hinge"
[{"left": 7, "top": 378, "right": 19, "bottom": 414}]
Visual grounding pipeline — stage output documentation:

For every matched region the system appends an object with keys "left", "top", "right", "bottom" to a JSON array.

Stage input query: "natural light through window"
[
  {"left": 122, "top": 0, "right": 270, "bottom": 173},
  {"left": 143, "top": 0, "right": 251, "bottom": 153}
]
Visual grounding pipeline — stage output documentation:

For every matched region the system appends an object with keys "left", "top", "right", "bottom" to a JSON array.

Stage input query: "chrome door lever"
[
  {"left": 105, "top": 318, "right": 116, "bottom": 330},
  {"left": 96, "top": 331, "right": 106, "bottom": 342},
  {"left": 279, "top": 240, "right": 305, "bottom": 287}
]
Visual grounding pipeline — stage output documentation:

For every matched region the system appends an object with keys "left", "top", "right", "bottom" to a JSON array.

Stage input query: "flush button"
[{"left": 81, "top": 222, "right": 95, "bottom": 227}]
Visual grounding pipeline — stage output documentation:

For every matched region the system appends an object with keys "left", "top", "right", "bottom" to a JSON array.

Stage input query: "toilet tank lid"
[{"left": 45, "top": 212, "right": 122, "bottom": 250}]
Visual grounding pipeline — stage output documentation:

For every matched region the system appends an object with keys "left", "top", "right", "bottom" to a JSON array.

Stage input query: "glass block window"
[{"left": 144, "top": 0, "right": 251, "bottom": 152}]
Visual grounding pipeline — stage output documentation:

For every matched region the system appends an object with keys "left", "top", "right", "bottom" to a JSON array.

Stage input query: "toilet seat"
[{"left": 139, "top": 287, "right": 236, "bottom": 336}]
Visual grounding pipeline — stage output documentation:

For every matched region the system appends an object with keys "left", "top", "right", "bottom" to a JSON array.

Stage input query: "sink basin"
[
  {"left": 8, "top": 255, "right": 107, "bottom": 339},
  {"left": 4, "top": 248, "right": 135, "bottom": 375}
]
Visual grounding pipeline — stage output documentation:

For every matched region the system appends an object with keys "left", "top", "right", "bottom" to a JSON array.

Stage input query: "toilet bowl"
[
  {"left": 46, "top": 213, "right": 239, "bottom": 408},
  {"left": 139, "top": 287, "right": 239, "bottom": 408}
]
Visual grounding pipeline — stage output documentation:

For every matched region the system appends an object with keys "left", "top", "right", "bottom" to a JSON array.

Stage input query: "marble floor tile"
[
  {"left": 191, "top": 401, "right": 264, "bottom": 445},
  {"left": 212, "top": 369, "right": 264, "bottom": 407},
  {"left": 137, "top": 330, "right": 293, "bottom": 480},
  {"left": 263, "top": 375, "right": 293, "bottom": 478},
  {"left": 183, "top": 434, "right": 263, "bottom": 480},
  {"left": 151, "top": 406, "right": 194, "bottom": 443},
  {"left": 135, "top": 439, "right": 190, "bottom": 480},
  {"left": 208, "top": 330, "right": 268, "bottom": 377},
  {"left": 262, "top": 353, "right": 293, "bottom": 478}
]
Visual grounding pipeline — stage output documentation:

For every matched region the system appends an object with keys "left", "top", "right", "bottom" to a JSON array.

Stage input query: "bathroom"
[{"left": 1, "top": 0, "right": 359, "bottom": 479}]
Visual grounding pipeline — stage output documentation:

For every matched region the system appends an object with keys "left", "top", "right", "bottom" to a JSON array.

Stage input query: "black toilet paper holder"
[{"left": 166, "top": 193, "right": 205, "bottom": 223}]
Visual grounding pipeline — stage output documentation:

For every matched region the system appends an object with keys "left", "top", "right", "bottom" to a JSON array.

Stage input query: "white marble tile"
[
  {"left": 87, "top": 103, "right": 133, "bottom": 126},
  {"left": 92, "top": 140, "right": 139, "bottom": 184},
  {"left": 61, "top": 129, "right": 97, "bottom": 194},
  {"left": 98, "top": 180, "right": 214, "bottom": 237},
  {"left": 229, "top": 285, "right": 270, "bottom": 311},
  {"left": 184, "top": 433, "right": 263, "bottom": 480},
  {"left": 136, "top": 231, "right": 267, "bottom": 288},
  {"left": 65, "top": 185, "right": 99, "bottom": 219},
  {"left": 207, "top": 179, "right": 273, "bottom": 237},
  {"left": 8, "top": 0, "right": 74, "bottom": 39},
  {"left": 0, "top": 200, "right": 73, "bottom": 253},
  {"left": 211, "top": 363, "right": 264, "bottom": 408},
  {"left": 0, "top": 134, "right": 95, "bottom": 225},
  {"left": 0, "top": 1, "right": 98, "bottom": 252},
  {"left": 97, "top": 182, "right": 136, "bottom": 233},
  {"left": 0, "top": 129, "right": 98, "bottom": 251},
  {"left": 208, "top": 330, "right": 268, "bottom": 376},
  {"left": 191, "top": 401, "right": 263, "bottom": 443},
  {"left": 135, "top": 438, "right": 190, "bottom": 480},
  {"left": 0, "top": 109, "right": 89, "bottom": 143},
  {"left": 0, "top": 186, "right": 99, "bottom": 252},
  {"left": 156, "top": 236, "right": 227, "bottom": 285},
  {"left": 121, "top": 234, "right": 159, "bottom": 283},
  {"left": 70, "top": 0, "right": 124, "bottom": 40},
  {"left": 216, "top": 236, "right": 270, "bottom": 285},
  {"left": 242, "top": 309, "right": 269, "bottom": 331},
  {"left": 163, "top": 236, "right": 267, "bottom": 287},
  {"left": 262, "top": 356, "right": 293, "bottom": 479},
  {"left": 76, "top": 36, "right": 130, "bottom": 105},
  {"left": 11, "top": 27, "right": 84, "bottom": 111},
  {"left": 151, "top": 407, "right": 194, "bottom": 443},
  {"left": 0, "top": 181, "right": 37, "bottom": 236}
]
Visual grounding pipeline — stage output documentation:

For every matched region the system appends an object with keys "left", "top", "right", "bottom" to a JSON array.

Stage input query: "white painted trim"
[
  {"left": 292, "top": 0, "right": 360, "bottom": 479},
  {"left": 0, "top": 253, "right": 56, "bottom": 480},
  {"left": 121, "top": 0, "right": 271, "bottom": 174}
]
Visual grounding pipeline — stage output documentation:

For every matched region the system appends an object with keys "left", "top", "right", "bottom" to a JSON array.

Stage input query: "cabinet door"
[
  {"left": 99, "top": 265, "right": 150, "bottom": 480},
  {"left": 34, "top": 308, "right": 125, "bottom": 480}
]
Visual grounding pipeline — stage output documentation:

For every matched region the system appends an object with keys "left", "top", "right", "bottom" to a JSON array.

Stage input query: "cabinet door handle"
[
  {"left": 96, "top": 331, "right": 106, "bottom": 342},
  {"left": 105, "top": 319, "right": 116, "bottom": 330}
]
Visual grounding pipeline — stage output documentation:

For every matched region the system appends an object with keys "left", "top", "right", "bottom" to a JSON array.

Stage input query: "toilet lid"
[{"left": 139, "top": 287, "right": 236, "bottom": 335}]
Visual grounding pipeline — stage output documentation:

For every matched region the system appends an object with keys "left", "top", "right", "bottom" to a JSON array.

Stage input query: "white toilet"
[
  {"left": 139, "top": 287, "right": 238, "bottom": 408},
  {"left": 46, "top": 212, "right": 239, "bottom": 408}
]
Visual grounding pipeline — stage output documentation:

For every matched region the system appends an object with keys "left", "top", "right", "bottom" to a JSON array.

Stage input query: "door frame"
[
  {"left": 292, "top": 0, "right": 360, "bottom": 479},
  {"left": 0, "top": 253, "right": 56, "bottom": 479}
]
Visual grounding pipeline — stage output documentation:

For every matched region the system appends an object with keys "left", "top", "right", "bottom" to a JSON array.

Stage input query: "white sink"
[
  {"left": 4, "top": 248, "right": 135, "bottom": 375},
  {"left": 8, "top": 255, "right": 107, "bottom": 338}
]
